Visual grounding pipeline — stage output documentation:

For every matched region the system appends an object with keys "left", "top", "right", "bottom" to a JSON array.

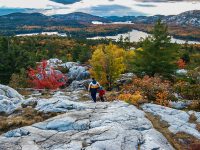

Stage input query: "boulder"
[
  {"left": 4, "top": 128, "right": 30, "bottom": 138},
  {"left": 0, "top": 84, "right": 23, "bottom": 100},
  {"left": 59, "top": 62, "right": 79, "bottom": 69},
  {"left": 176, "top": 69, "right": 188, "bottom": 75},
  {"left": 47, "top": 58, "right": 62, "bottom": 67},
  {"left": 46, "top": 59, "right": 90, "bottom": 82},
  {"left": 21, "top": 97, "right": 38, "bottom": 108},
  {"left": 0, "top": 99, "right": 17, "bottom": 114},
  {"left": 115, "top": 73, "right": 136, "bottom": 86},
  {"left": 68, "top": 66, "right": 90, "bottom": 81},
  {"left": 0, "top": 84, "right": 23, "bottom": 114},
  {"left": 169, "top": 100, "right": 191, "bottom": 109},
  {"left": 69, "top": 79, "right": 92, "bottom": 90}
]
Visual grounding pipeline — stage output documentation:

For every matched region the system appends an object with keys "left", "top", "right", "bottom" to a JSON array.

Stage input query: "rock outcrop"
[
  {"left": 22, "top": 90, "right": 90, "bottom": 113},
  {"left": 47, "top": 59, "right": 90, "bottom": 81},
  {"left": 142, "top": 103, "right": 200, "bottom": 139},
  {"left": 115, "top": 73, "right": 136, "bottom": 86},
  {"left": 68, "top": 65, "right": 90, "bottom": 81},
  {"left": 0, "top": 100, "right": 174, "bottom": 150},
  {"left": 0, "top": 84, "right": 23, "bottom": 100},
  {"left": 0, "top": 84, "right": 23, "bottom": 114},
  {"left": 2, "top": 85, "right": 199, "bottom": 149},
  {"left": 69, "top": 79, "right": 92, "bottom": 90},
  {"left": 169, "top": 100, "right": 190, "bottom": 109}
]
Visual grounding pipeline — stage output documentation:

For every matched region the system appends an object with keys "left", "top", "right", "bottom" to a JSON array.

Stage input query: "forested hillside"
[{"left": 0, "top": 10, "right": 200, "bottom": 41}]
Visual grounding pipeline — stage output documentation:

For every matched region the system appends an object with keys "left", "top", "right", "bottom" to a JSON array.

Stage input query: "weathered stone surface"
[
  {"left": 0, "top": 84, "right": 23, "bottom": 114},
  {"left": 68, "top": 66, "right": 90, "bottom": 81},
  {"left": 142, "top": 103, "right": 200, "bottom": 139},
  {"left": 47, "top": 58, "right": 63, "bottom": 67},
  {"left": 169, "top": 100, "right": 190, "bottom": 109},
  {"left": 21, "top": 97, "right": 38, "bottom": 108},
  {"left": 60, "top": 62, "right": 79, "bottom": 69},
  {"left": 4, "top": 128, "right": 30, "bottom": 138},
  {"left": 69, "top": 79, "right": 92, "bottom": 90},
  {"left": 176, "top": 69, "right": 188, "bottom": 75},
  {"left": 0, "top": 99, "right": 18, "bottom": 114},
  {"left": 0, "top": 100, "right": 174, "bottom": 150},
  {"left": 115, "top": 73, "right": 136, "bottom": 86},
  {"left": 24, "top": 90, "right": 90, "bottom": 113},
  {"left": 0, "top": 84, "right": 23, "bottom": 100},
  {"left": 46, "top": 59, "right": 90, "bottom": 81}
]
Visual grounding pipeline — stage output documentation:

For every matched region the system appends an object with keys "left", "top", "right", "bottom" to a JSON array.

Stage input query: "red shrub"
[
  {"left": 177, "top": 59, "right": 186, "bottom": 69},
  {"left": 28, "top": 60, "right": 67, "bottom": 89}
]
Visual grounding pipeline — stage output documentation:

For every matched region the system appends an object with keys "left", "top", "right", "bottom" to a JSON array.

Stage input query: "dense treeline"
[
  {"left": 0, "top": 35, "right": 135, "bottom": 84},
  {"left": 0, "top": 36, "right": 79, "bottom": 83},
  {"left": 0, "top": 21, "right": 200, "bottom": 109},
  {"left": 0, "top": 21, "right": 200, "bottom": 85}
]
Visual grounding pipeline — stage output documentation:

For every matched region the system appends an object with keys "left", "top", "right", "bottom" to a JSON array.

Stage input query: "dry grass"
[
  {"left": 188, "top": 101, "right": 200, "bottom": 111},
  {"left": 39, "top": 94, "right": 52, "bottom": 99},
  {"left": 189, "top": 113, "right": 200, "bottom": 132},
  {"left": 189, "top": 113, "right": 197, "bottom": 123},
  {"left": 18, "top": 90, "right": 32, "bottom": 96},
  {"left": 0, "top": 107, "right": 60, "bottom": 135},
  {"left": 196, "top": 124, "right": 200, "bottom": 132},
  {"left": 145, "top": 112, "right": 200, "bottom": 150},
  {"left": 106, "top": 91, "right": 120, "bottom": 101}
]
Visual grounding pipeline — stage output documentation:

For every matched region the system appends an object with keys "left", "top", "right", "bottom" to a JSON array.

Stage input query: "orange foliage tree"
[{"left": 118, "top": 76, "right": 175, "bottom": 106}]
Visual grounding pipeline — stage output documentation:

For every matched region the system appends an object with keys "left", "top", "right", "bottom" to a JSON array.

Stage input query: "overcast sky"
[{"left": 0, "top": 0, "right": 200, "bottom": 16}]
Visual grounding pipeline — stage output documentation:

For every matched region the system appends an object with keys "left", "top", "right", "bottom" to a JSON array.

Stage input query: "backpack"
[{"left": 90, "top": 82, "right": 100, "bottom": 89}]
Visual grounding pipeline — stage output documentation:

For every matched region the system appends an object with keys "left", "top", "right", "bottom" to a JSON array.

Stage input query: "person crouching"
[{"left": 99, "top": 86, "right": 106, "bottom": 102}]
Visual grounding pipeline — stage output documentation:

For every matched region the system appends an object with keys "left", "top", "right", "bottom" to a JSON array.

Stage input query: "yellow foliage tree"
[
  {"left": 89, "top": 43, "right": 126, "bottom": 89},
  {"left": 66, "top": 53, "right": 73, "bottom": 61},
  {"left": 124, "top": 50, "right": 135, "bottom": 70}
]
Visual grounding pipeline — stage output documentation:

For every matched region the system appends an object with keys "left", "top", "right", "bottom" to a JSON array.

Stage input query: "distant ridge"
[
  {"left": 107, "top": 10, "right": 200, "bottom": 28},
  {"left": 0, "top": 10, "right": 200, "bottom": 39},
  {"left": 1, "top": 10, "right": 200, "bottom": 28},
  {"left": 0, "top": 12, "right": 109, "bottom": 27},
  {"left": 163, "top": 10, "right": 200, "bottom": 27},
  {"left": 52, "top": 12, "right": 110, "bottom": 23}
]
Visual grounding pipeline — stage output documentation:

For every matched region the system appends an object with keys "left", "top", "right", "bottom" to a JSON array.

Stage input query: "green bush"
[
  {"left": 174, "top": 67, "right": 200, "bottom": 100},
  {"left": 173, "top": 81, "right": 200, "bottom": 100},
  {"left": 9, "top": 68, "right": 29, "bottom": 89}
]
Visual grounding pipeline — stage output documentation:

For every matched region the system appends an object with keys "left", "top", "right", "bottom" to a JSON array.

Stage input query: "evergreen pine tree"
[{"left": 132, "top": 19, "right": 179, "bottom": 77}]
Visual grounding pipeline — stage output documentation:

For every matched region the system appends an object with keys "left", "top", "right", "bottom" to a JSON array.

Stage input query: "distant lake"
[
  {"left": 16, "top": 32, "right": 67, "bottom": 37},
  {"left": 16, "top": 30, "right": 200, "bottom": 44},
  {"left": 88, "top": 29, "right": 200, "bottom": 44}
]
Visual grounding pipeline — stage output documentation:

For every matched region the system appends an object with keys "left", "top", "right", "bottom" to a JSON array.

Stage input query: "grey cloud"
[
  {"left": 0, "top": 8, "right": 37, "bottom": 16},
  {"left": 135, "top": 0, "right": 199, "bottom": 2},
  {"left": 50, "top": 0, "right": 82, "bottom": 5},
  {"left": 135, "top": 4, "right": 157, "bottom": 7},
  {"left": 78, "top": 5, "right": 146, "bottom": 16}
]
